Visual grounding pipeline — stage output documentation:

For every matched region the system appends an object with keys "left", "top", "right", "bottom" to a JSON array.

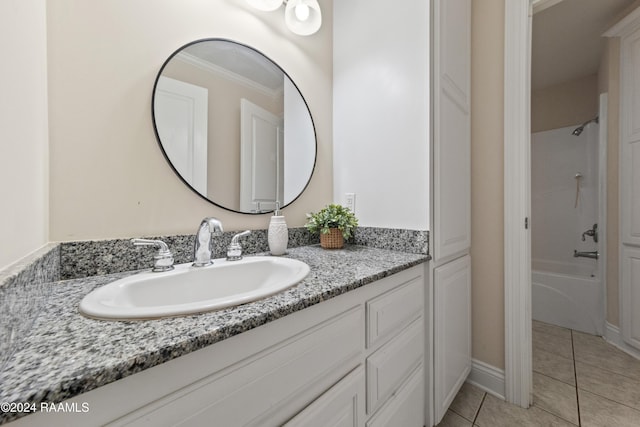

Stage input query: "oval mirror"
[{"left": 152, "top": 39, "right": 317, "bottom": 214}]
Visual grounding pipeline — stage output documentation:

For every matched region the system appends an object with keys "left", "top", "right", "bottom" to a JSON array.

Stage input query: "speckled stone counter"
[{"left": 0, "top": 244, "right": 428, "bottom": 424}]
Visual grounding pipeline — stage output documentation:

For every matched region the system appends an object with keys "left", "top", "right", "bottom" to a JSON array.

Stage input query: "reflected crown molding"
[{"left": 176, "top": 52, "right": 283, "bottom": 100}]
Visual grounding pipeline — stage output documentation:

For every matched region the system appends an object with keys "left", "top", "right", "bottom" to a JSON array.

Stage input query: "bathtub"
[{"left": 532, "top": 260, "right": 604, "bottom": 335}]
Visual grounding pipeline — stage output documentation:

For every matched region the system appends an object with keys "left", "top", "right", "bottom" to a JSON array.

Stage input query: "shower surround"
[{"left": 531, "top": 122, "right": 604, "bottom": 335}]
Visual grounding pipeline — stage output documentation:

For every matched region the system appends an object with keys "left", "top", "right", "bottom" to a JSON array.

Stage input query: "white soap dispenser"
[{"left": 268, "top": 202, "right": 288, "bottom": 256}]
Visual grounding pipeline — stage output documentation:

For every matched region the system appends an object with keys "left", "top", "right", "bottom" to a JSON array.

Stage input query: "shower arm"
[{"left": 572, "top": 116, "right": 599, "bottom": 136}]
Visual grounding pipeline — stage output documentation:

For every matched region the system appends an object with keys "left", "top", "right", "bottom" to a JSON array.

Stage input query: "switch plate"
[{"left": 345, "top": 193, "right": 356, "bottom": 213}]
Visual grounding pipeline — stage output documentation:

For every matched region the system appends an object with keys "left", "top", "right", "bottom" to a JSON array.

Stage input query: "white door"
[
  {"left": 616, "top": 19, "right": 640, "bottom": 350},
  {"left": 431, "top": 0, "right": 472, "bottom": 423},
  {"left": 154, "top": 76, "right": 208, "bottom": 196},
  {"left": 240, "top": 98, "right": 283, "bottom": 212}
]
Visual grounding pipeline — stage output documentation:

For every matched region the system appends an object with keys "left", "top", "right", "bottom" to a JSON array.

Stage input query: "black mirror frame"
[{"left": 151, "top": 38, "right": 317, "bottom": 214}]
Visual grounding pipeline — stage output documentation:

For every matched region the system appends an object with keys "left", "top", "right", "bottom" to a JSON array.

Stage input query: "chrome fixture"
[
  {"left": 227, "top": 230, "right": 252, "bottom": 261},
  {"left": 246, "top": 0, "right": 322, "bottom": 36},
  {"left": 581, "top": 223, "right": 598, "bottom": 243},
  {"left": 572, "top": 116, "right": 599, "bottom": 136},
  {"left": 574, "top": 250, "right": 599, "bottom": 260},
  {"left": 131, "top": 239, "right": 174, "bottom": 272},
  {"left": 193, "top": 217, "right": 224, "bottom": 267}
]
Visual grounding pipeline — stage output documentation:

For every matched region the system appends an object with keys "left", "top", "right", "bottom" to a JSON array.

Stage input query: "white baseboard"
[
  {"left": 603, "top": 322, "right": 640, "bottom": 360},
  {"left": 467, "top": 359, "right": 505, "bottom": 400}
]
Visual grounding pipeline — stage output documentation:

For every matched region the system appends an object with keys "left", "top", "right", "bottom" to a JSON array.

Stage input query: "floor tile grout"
[
  {"left": 532, "top": 403, "right": 580, "bottom": 426},
  {"left": 472, "top": 392, "right": 487, "bottom": 425},
  {"left": 572, "top": 357, "right": 640, "bottom": 382},
  {"left": 532, "top": 369, "right": 576, "bottom": 387},
  {"left": 577, "top": 388, "right": 640, "bottom": 414},
  {"left": 570, "top": 329, "right": 582, "bottom": 427}
]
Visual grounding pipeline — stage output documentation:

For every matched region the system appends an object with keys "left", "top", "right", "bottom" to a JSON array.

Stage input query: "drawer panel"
[
  {"left": 284, "top": 365, "right": 366, "bottom": 427},
  {"left": 366, "top": 317, "right": 423, "bottom": 414},
  {"left": 111, "top": 306, "right": 364, "bottom": 427},
  {"left": 366, "top": 364, "right": 424, "bottom": 427},
  {"left": 366, "top": 273, "right": 423, "bottom": 349}
]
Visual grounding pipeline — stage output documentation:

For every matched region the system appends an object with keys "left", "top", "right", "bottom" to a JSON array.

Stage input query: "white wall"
[
  {"left": 333, "top": 0, "right": 430, "bottom": 230},
  {"left": 284, "top": 78, "right": 315, "bottom": 205},
  {"left": 531, "top": 74, "right": 599, "bottom": 133},
  {"left": 0, "top": 0, "right": 49, "bottom": 270}
]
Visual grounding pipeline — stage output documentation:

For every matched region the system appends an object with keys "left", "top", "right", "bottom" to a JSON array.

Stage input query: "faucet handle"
[
  {"left": 131, "top": 239, "right": 175, "bottom": 272},
  {"left": 227, "top": 230, "right": 251, "bottom": 261}
]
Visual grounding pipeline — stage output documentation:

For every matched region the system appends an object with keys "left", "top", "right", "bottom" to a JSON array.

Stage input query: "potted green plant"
[{"left": 305, "top": 204, "right": 359, "bottom": 249}]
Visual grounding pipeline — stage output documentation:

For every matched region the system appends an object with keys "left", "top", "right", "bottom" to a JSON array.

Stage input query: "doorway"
[{"left": 504, "top": 0, "right": 635, "bottom": 407}]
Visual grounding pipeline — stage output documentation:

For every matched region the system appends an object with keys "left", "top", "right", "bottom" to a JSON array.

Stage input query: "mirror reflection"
[{"left": 152, "top": 39, "right": 316, "bottom": 213}]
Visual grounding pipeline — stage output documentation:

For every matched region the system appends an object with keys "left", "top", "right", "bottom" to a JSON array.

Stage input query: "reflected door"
[
  {"left": 155, "top": 76, "right": 208, "bottom": 195},
  {"left": 240, "top": 98, "right": 284, "bottom": 212}
]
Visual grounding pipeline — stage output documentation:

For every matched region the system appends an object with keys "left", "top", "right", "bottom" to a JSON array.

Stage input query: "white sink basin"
[{"left": 79, "top": 257, "right": 310, "bottom": 320}]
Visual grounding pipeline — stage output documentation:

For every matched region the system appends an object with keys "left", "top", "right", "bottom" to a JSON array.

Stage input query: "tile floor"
[{"left": 437, "top": 320, "right": 640, "bottom": 426}]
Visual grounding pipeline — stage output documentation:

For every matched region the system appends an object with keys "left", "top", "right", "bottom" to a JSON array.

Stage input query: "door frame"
[{"left": 503, "top": 0, "right": 532, "bottom": 408}]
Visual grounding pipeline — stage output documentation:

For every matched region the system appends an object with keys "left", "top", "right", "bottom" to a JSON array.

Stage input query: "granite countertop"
[{"left": 0, "top": 244, "right": 428, "bottom": 424}]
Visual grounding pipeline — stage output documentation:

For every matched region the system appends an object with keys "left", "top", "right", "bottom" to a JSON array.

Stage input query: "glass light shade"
[
  {"left": 295, "top": 4, "right": 310, "bottom": 21},
  {"left": 246, "top": 0, "right": 284, "bottom": 12},
  {"left": 284, "top": 0, "right": 322, "bottom": 36}
]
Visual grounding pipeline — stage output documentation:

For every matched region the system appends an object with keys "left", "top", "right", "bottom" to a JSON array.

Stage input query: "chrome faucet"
[
  {"left": 131, "top": 239, "right": 174, "bottom": 272},
  {"left": 227, "top": 230, "right": 251, "bottom": 261},
  {"left": 193, "top": 217, "right": 224, "bottom": 267}
]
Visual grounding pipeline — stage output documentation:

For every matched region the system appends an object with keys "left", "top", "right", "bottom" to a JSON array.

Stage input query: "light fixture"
[
  {"left": 246, "top": 0, "right": 322, "bottom": 36},
  {"left": 246, "top": 0, "right": 283, "bottom": 12},
  {"left": 285, "top": 0, "right": 321, "bottom": 36}
]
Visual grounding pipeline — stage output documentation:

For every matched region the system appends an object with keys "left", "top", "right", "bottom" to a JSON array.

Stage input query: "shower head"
[{"left": 571, "top": 116, "right": 599, "bottom": 137}]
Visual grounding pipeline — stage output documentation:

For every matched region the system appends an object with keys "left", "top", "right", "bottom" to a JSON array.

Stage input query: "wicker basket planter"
[
  {"left": 306, "top": 204, "right": 358, "bottom": 250},
  {"left": 320, "top": 228, "right": 344, "bottom": 249}
]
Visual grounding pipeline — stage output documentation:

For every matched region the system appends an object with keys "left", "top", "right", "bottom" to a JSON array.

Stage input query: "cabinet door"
[
  {"left": 432, "top": 0, "right": 471, "bottom": 264},
  {"left": 619, "top": 22, "right": 640, "bottom": 351},
  {"left": 620, "top": 25, "right": 640, "bottom": 247},
  {"left": 433, "top": 255, "right": 471, "bottom": 423},
  {"left": 622, "top": 246, "right": 640, "bottom": 349},
  {"left": 284, "top": 366, "right": 366, "bottom": 427}
]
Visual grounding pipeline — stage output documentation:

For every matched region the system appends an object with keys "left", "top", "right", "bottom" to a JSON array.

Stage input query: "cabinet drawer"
[
  {"left": 110, "top": 306, "right": 364, "bottom": 427},
  {"left": 366, "top": 273, "right": 423, "bottom": 349},
  {"left": 366, "top": 317, "right": 423, "bottom": 414},
  {"left": 284, "top": 365, "right": 366, "bottom": 427},
  {"left": 366, "top": 364, "right": 424, "bottom": 427}
]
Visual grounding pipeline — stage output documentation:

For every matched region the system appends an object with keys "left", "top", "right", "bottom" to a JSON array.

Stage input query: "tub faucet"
[
  {"left": 193, "top": 217, "right": 224, "bottom": 267},
  {"left": 574, "top": 250, "right": 599, "bottom": 260},
  {"left": 581, "top": 224, "right": 598, "bottom": 243}
]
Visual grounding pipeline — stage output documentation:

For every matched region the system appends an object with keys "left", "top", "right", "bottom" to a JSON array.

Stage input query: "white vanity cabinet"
[
  {"left": 10, "top": 265, "right": 425, "bottom": 427},
  {"left": 287, "top": 267, "right": 426, "bottom": 427}
]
